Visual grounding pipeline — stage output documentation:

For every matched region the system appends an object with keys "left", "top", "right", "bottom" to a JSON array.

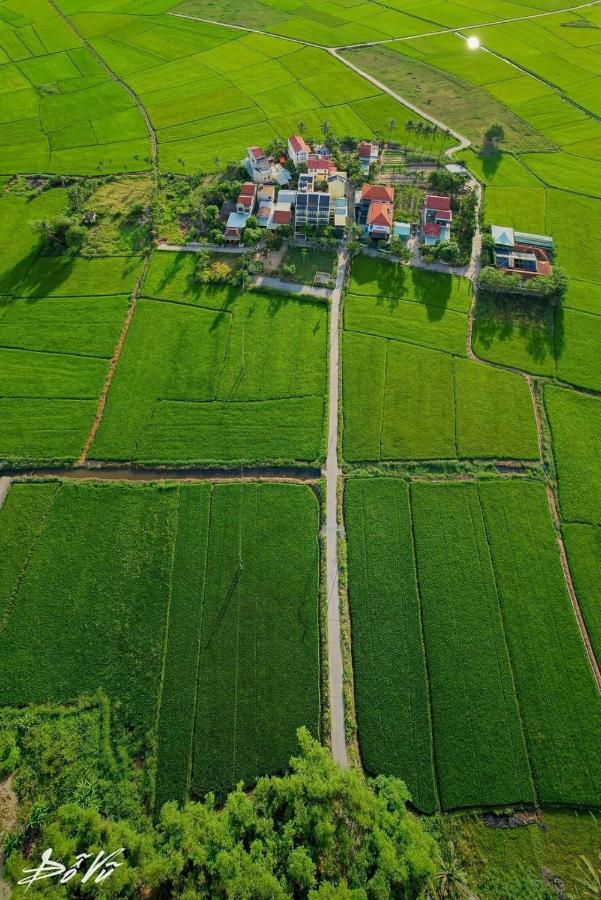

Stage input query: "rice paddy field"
[
  {"left": 345, "top": 477, "right": 601, "bottom": 812},
  {"left": 2, "top": 0, "right": 601, "bottom": 885},
  {"left": 0, "top": 479, "right": 321, "bottom": 803}
]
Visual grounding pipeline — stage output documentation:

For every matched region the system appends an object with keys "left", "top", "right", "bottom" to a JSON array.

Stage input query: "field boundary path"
[
  {"left": 79, "top": 257, "right": 151, "bottom": 464},
  {"left": 325, "top": 247, "right": 348, "bottom": 767},
  {"left": 0, "top": 478, "right": 11, "bottom": 512},
  {"left": 49, "top": 0, "right": 158, "bottom": 170}
]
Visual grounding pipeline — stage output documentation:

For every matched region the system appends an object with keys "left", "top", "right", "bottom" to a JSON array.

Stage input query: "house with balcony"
[
  {"left": 422, "top": 194, "right": 452, "bottom": 245},
  {"left": 294, "top": 191, "right": 331, "bottom": 232},
  {"left": 308, "top": 156, "right": 337, "bottom": 178},
  {"left": 491, "top": 225, "right": 554, "bottom": 277},
  {"left": 358, "top": 141, "right": 379, "bottom": 171},
  {"left": 357, "top": 184, "right": 395, "bottom": 239},
  {"left": 327, "top": 172, "right": 347, "bottom": 200},
  {"left": 288, "top": 135, "right": 310, "bottom": 166},
  {"left": 236, "top": 182, "right": 257, "bottom": 214}
]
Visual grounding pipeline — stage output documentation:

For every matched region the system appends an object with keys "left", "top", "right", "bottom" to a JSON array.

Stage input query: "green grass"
[
  {"left": 0, "top": 188, "right": 67, "bottom": 295},
  {"left": 92, "top": 290, "right": 328, "bottom": 465},
  {"left": 472, "top": 294, "right": 556, "bottom": 377},
  {"left": 411, "top": 481, "right": 534, "bottom": 810},
  {"left": 563, "top": 523, "right": 601, "bottom": 665},
  {"left": 349, "top": 256, "right": 472, "bottom": 313},
  {"left": 0, "top": 399, "right": 98, "bottom": 464},
  {"left": 522, "top": 151, "right": 601, "bottom": 199},
  {"left": 0, "top": 480, "right": 321, "bottom": 801},
  {"left": 346, "top": 477, "right": 601, "bottom": 810},
  {"left": 280, "top": 247, "right": 335, "bottom": 285},
  {"left": 555, "top": 306, "right": 601, "bottom": 392},
  {"left": 545, "top": 385, "right": 601, "bottom": 524},
  {"left": 11, "top": 255, "right": 143, "bottom": 298},
  {"left": 478, "top": 479, "right": 601, "bottom": 806},
  {"left": 191, "top": 482, "right": 320, "bottom": 798},
  {"left": 0, "top": 481, "right": 178, "bottom": 743},
  {"left": 344, "top": 478, "right": 437, "bottom": 814},
  {"left": 345, "top": 292, "right": 468, "bottom": 356},
  {"left": 342, "top": 336, "right": 537, "bottom": 462}
]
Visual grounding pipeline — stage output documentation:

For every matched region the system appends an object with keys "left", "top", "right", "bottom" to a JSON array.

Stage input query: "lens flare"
[{"left": 467, "top": 35, "right": 480, "bottom": 49}]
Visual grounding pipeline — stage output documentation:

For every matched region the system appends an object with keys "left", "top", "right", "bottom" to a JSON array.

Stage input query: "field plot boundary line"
[
  {"left": 0, "top": 477, "right": 11, "bottom": 512},
  {"left": 546, "top": 484, "right": 601, "bottom": 690},
  {"left": 153, "top": 484, "right": 181, "bottom": 808},
  {"left": 407, "top": 485, "right": 442, "bottom": 810},
  {"left": 188, "top": 487, "right": 213, "bottom": 795},
  {"left": 48, "top": 0, "right": 158, "bottom": 170},
  {"left": 473, "top": 485, "right": 539, "bottom": 803},
  {"left": 78, "top": 256, "right": 151, "bottom": 465},
  {"left": 337, "top": 0, "right": 601, "bottom": 49}
]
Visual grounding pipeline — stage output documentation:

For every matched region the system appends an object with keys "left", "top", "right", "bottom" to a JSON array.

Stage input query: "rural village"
[{"left": 0, "top": 0, "right": 600, "bottom": 896}]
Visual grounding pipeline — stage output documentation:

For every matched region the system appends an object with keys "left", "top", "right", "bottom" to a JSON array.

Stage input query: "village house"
[
  {"left": 308, "top": 155, "right": 337, "bottom": 177},
  {"left": 327, "top": 172, "right": 347, "bottom": 200},
  {"left": 245, "top": 146, "right": 292, "bottom": 186},
  {"left": 491, "top": 225, "right": 554, "bottom": 277},
  {"left": 236, "top": 182, "right": 257, "bottom": 214},
  {"left": 288, "top": 135, "right": 310, "bottom": 166},
  {"left": 295, "top": 191, "right": 331, "bottom": 232},
  {"left": 298, "top": 173, "right": 315, "bottom": 193},
  {"left": 268, "top": 202, "right": 292, "bottom": 229},
  {"left": 358, "top": 141, "right": 379, "bottom": 172},
  {"left": 422, "top": 194, "right": 452, "bottom": 245},
  {"left": 224, "top": 211, "right": 249, "bottom": 243},
  {"left": 393, "top": 221, "right": 411, "bottom": 244},
  {"left": 333, "top": 197, "right": 348, "bottom": 229},
  {"left": 358, "top": 184, "right": 395, "bottom": 240}
]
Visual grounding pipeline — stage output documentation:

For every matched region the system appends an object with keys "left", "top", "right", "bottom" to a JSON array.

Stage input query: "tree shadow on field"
[
  {"left": 16, "top": 253, "right": 76, "bottom": 301},
  {"left": 480, "top": 150, "right": 502, "bottom": 182},
  {"left": 411, "top": 268, "right": 453, "bottom": 322},
  {"left": 473, "top": 292, "right": 557, "bottom": 365}
]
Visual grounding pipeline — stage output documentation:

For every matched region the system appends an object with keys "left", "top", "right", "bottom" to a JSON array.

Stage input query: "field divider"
[
  {"left": 407, "top": 483, "right": 442, "bottom": 810},
  {"left": 546, "top": 484, "right": 601, "bottom": 691},
  {"left": 474, "top": 484, "right": 539, "bottom": 803},
  {"left": 48, "top": 0, "right": 158, "bottom": 170},
  {"left": 0, "top": 477, "right": 11, "bottom": 511},
  {"left": 78, "top": 256, "right": 151, "bottom": 465}
]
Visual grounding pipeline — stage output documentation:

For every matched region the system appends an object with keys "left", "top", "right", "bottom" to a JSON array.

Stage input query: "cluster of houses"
[
  {"left": 219, "top": 135, "right": 461, "bottom": 252},
  {"left": 490, "top": 225, "right": 554, "bottom": 278},
  {"left": 221, "top": 136, "right": 389, "bottom": 243}
]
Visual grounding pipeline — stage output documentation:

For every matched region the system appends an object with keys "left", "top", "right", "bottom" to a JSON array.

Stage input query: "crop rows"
[
  {"left": 345, "top": 478, "right": 601, "bottom": 811},
  {"left": 0, "top": 480, "right": 322, "bottom": 803}
]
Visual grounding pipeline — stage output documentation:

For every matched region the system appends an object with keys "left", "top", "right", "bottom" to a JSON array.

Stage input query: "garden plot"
[
  {"left": 345, "top": 477, "right": 601, "bottom": 811},
  {"left": 342, "top": 338, "right": 539, "bottom": 462},
  {"left": 0, "top": 188, "right": 67, "bottom": 295},
  {"left": 545, "top": 386, "right": 601, "bottom": 525},
  {"left": 0, "top": 479, "right": 321, "bottom": 802},
  {"left": 0, "top": 0, "right": 151, "bottom": 175},
  {"left": 92, "top": 268, "right": 328, "bottom": 465}
]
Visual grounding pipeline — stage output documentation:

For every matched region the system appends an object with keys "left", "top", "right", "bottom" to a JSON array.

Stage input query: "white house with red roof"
[
  {"left": 360, "top": 184, "right": 395, "bottom": 239},
  {"left": 422, "top": 194, "right": 452, "bottom": 245},
  {"left": 307, "top": 156, "right": 337, "bottom": 177},
  {"left": 236, "top": 182, "right": 257, "bottom": 214},
  {"left": 358, "top": 141, "right": 379, "bottom": 171},
  {"left": 288, "top": 135, "right": 310, "bottom": 166}
]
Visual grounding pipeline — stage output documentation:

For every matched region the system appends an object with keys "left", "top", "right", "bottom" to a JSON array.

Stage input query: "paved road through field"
[
  {"left": 0, "top": 477, "right": 11, "bottom": 511},
  {"left": 325, "top": 247, "right": 348, "bottom": 767}
]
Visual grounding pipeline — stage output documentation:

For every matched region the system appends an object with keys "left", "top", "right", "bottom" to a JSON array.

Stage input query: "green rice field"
[
  {"left": 345, "top": 477, "right": 601, "bottom": 812},
  {"left": 0, "top": 479, "right": 321, "bottom": 803}
]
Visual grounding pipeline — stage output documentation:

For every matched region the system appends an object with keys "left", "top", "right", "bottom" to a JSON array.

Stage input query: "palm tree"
[
  {"left": 320, "top": 119, "right": 331, "bottom": 141},
  {"left": 213, "top": 155, "right": 221, "bottom": 171},
  {"left": 387, "top": 117, "right": 397, "bottom": 134},
  {"left": 297, "top": 120, "right": 306, "bottom": 134},
  {"left": 575, "top": 852, "right": 601, "bottom": 897},
  {"left": 432, "top": 841, "right": 478, "bottom": 899}
]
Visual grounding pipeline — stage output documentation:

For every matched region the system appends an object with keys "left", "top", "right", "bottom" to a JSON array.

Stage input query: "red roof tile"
[
  {"left": 273, "top": 209, "right": 291, "bottom": 225},
  {"left": 289, "top": 135, "right": 309, "bottom": 153},
  {"left": 425, "top": 194, "right": 451, "bottom": 210},
  {"left": 424, "top": 222, "right": 442, "bottom": 237},
  {"left": 362, "top": 184, "right": 394, "bottom": 203},
  {"left": 239, "top": 182, "right": 256, "bottom": 196},
  {"left": 308, "top": 157, "right": 336, "bottom": 173},
  {"left": 367, "top": 201, "right": 393, "bottom": 227}
]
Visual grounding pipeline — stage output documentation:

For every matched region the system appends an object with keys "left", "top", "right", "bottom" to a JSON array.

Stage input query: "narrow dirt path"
[
  {"left": 78, "top": 257, "right": 151, "bottom": 464},
  {"left": 10, "top": 466, "right": 320, "bottom": 483},
  {"left": 0, "top": 478, "right": 11, "bottom": 512},
  {"left": 325, "top": 247, "right": 349, "bottom": 767},
  {"left": 546, "top": 485, "right": 601, "bottom": 690},
  {"left": 49, "top": 0, "right": 158, "bottom": 169}
]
